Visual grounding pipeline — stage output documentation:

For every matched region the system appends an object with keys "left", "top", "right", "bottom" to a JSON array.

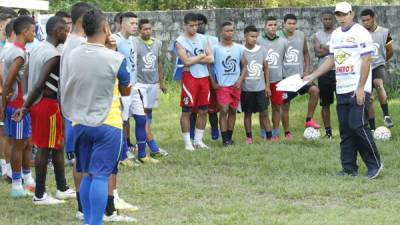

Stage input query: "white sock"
[
  {"left": 0, "top": 159, "right": 6, "bottom": 176},
  {"left": 12, "top": 180, "right": 23, "bottom": 189},
  {"left": 194, "top": 128, "right": 204, "bottom": 144},
  {"left": 23, "top": 172, "right": 35, "bottom": 185},
  {"left": 113, "top": 189, "right": 119, "bottom": 199},
  {"left": 182, "top": 132, "right": 193, "bottom": 147},
  {"left": 5, "top": 163, "right": 11, "bottom": 178}
]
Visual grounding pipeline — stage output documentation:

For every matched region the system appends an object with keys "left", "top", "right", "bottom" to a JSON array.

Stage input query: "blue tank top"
[
  {"left": 213, "top": 43, "right": 244, "bottom": 87},
  {"left": 176, "top": 34, "right": 209, "bottom": 78}
]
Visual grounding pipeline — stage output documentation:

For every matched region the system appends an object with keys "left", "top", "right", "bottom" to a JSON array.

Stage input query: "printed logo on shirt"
[
  {"left": 143, "top": 52, "right": 156, "bottom": 69},
  {"left": 246, "top": 60, "right": 262, "bottom": 79},
  {"left": 372, "top": 43, "right": 380, "bottom": 58},
  {"left": 222, "top": 56, "right": 237, "bottom": 74},
  {"left": 334, "top": 49, "right": 351, "bottom": 65},
  {"left": 129, "top": 48, "right": 136, "bottom": 73},
  {"left": 284, "top": 46, "right": 299, "bottom": 64},
  {"left": 266, "top": 49, "right": 279, "bottom": 66},
  {"left": 194, "top": 48, "right": 204, "bottom": 56}
]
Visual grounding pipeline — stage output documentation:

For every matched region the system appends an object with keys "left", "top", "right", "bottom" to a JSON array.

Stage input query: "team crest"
[{"left": 183, "top": 96, "right": 190, "bottom": 105}]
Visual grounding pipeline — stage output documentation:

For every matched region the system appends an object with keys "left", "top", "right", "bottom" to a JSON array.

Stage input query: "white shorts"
[
  {"left": 134, "top": 83, "right": 160, "bottom": 109},
  {"left": 129, "top": 87, "right": 146, "bottom": 116}
]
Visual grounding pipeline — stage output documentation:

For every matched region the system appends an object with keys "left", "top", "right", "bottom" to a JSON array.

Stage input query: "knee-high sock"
[
  {"left": 133, "top": 115, "right": 147, "bottom": 159},
  {"left": 89, "top": 176, "right": 108, "bottom": 225},
  {"left": 80, "top": 176, "right": 92, "bottom": 224}
]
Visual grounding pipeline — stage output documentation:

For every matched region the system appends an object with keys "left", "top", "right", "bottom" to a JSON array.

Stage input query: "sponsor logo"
[
  {"left": 285, "top": 46, "right": 299, "bottom": 63},
  {"left": 222, "top": 56, "right": 237, "bottom": 73},
  {"left": 194, "top": 48, "right": 204, "bottom": 56},
  {"left": 143, "top": 52, "right": 157, "bottom": 69},
  {"left": 334, "top": 49, "right": 350, "bottom": 65},
  {"left": 266, "top": 49, "right": 279, "bottom": 66},
  {"left": 247, "top": 60, "right": 262, "bottom": 78},
  {"left": 372, "top": 43, "right": 380, "bottom": 58},
  {"left": 336, "top": 65, "right": 354, "bottom": 74}
]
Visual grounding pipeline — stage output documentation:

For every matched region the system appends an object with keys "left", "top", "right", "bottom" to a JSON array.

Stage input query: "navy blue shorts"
[
  {"left": 64, "top": 118, "right": 74, "bottom": 153},
  {"left": 73, "top": 124, "right": 123, "bottom": 176},
  {"left": 4, "top": 106, "right": 31, "bottom": 139}
]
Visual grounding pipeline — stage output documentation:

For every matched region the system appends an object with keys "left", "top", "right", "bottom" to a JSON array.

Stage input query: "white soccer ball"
[
  {"left": 303, "top": 127, "right": 321, "bottom": 140},
  {"left": 373, "top": 126, "right": 391, "bottom": 141}
]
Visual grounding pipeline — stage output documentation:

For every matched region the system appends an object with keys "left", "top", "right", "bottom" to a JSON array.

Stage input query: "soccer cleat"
[
  {"left": 367, "top": 163, "right": 384, "bottom": 180},
  {"left": 324, "top": 133, "right": 333, "bottom": 139},
  {"left": 33, "top": 193, "right": 65, "bottom": 205},
  {"left": 150, "top": 148, "right": 169, "bottom": 158},
  {"left": 336, "top": 170, "right": 358, "bottom": 177},
  {"left": 222, "top": 140, "right": 234, "bottom": 147},
  {"left": 76, "top": 211, "right": 84, "bottom": 220},
  {"left": 384, "top": 116, "right": 394, "bottom": 128},
  {"left": 10, "top": 186, "right": 27, "bottom": 198},
  {"left": 271, "top": 136, "right": 279, "bottom": 142},
  {"left": 114, "top": 196, "right": 139, "bottom": 211},
  {"left": 284, "top": 132, "right": 293, "bottom": 141},
  {"left": 138, "top": 157, "right": 159, "bottom": 164},
  {"left": 3, "top": 174, "right": 12, "bottom": 183},
  {"left": 184, "top": 143, "right": 195, "bottom": 151},
  {"left": 193, "top": 141, "right": 209, "bottom": 149},
  {"left": 24, "top": 184, "right": 36, "bottom": 196},
  {"left": 55, "top": 188, "right": 76, "bottom": 200},
  {"left": 211, "top": 128, "right": 219, "bottom": 141},
  {"left": 304, "top": 119, "right": 321, "bottom": 129},
  {"left": 120, "top": 159, "right": 135, "bottom": 168},
  {"left": 245, "top": 137, "right": 253, "bottom": 145},
  {"left": 103, "top": 212, "right": 137, "bottom": 222}
]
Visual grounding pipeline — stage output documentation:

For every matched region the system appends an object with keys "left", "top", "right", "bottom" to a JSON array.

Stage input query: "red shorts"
[
  {"left": 180, "top": 71, "right": 210, "bottom": 108},
  {"left": 270, "top": 82, "right": 284, "bottom": 105},
  {"left": 216, "top": 86, "right": 241, "bottom": 109},
  {"left": 192, "top": 79, "right": 219, "bottom": 113},
  {"left": 31, "top": 97, "right": 64, "bottom": 150}
]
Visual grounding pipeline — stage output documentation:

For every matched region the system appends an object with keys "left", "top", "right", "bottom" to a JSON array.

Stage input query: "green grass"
[{"left": 1, "top": 83, "right": 400, "bottom": 225}]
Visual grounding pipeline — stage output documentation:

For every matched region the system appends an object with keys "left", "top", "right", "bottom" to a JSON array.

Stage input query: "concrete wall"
[{"left": 108, "top": 6, "right": 400, "bottom": 80}]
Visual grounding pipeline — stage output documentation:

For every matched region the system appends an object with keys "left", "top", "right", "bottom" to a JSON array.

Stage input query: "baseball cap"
[{"left": 335, "top": 2, "right": 352, "bottom": 14}]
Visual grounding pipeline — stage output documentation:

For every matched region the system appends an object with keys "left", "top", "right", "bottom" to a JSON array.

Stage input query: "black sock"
[
  {"left": 325, "top": 127, "right": 332, "bottom": 136},
  {"left": 221, "top": 131, "right": 228, "bottom": 143},
  {"left": 306, "top": 117, "right": 311, "bottom": 122},
  {"left": 127, "top": 138, "right": 133, "bottom": 147},
  {"left": 285, "top": 131, "right": 291, "bottom": 136},
  {"left": 105, "top": 195, "right": 116, "bottom": 216},
  {"left": 34, "top": 171, "right": 46, "bottom": 198},
  {"left": 34, "top": 149, "right": 49, "bottom": 199},
  {"left": 77, "top": 192, "right": 82, "bottom": 212},
  {"left": 266, "top": 131, "right": 272, "bottom": 139},
  {"left": 227, "top": 130, "right": 233, "bottom": 141},
  {"left": 369, "top": 118, "right": 376, "bottom": 130},
  {"left": 246, "top": 132, "right": 252, "bottom": 138},
  {"left": 381, "top": 104, "right": 389, "bottom": 117},
  {"left": 54, "top": 169, "right": 68, "bottom": 192},
  {"left": 209, "top": 112, "right": 218, "bottom": 129}
]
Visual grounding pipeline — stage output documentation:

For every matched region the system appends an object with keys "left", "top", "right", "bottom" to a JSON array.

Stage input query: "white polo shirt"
[{"left": 329, "top": 23, "right": 373, "bottom": 94}]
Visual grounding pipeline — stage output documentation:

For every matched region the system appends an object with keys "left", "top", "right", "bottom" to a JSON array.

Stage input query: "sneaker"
[
  {"left": 384, "top": 116, "right": 394, "bottom": 128},
  {"left": 304, "top": 119, "right": 321, "bottom": 129},
  {"left": 33, "top": 193, "right": 65, "bottom": 205},
  {"left": 367, "top": 163, "right": 384, "bottom": 180},
  {"left": 185, "top": 143, "right": 195, "bottom": 151},
  {"left": 10, "top": 186, "right": 27, "bottom": 198},
  {"left": 76, "top": 211, "right": 84, "bottom": 220},
  {"left": 150, "top": 148, "right": 169, "bottom": 158},
  {"left": 120, "top": 159, "right": 135, "bottom": 168},
  {"left": 325, "top": 133, "right": 333, "bottom": 139},
  {"left": 336, "top": 170, "right": 358, "bottom": 177},
  {"left": 126, "top": 150, "right": 135, "bottom": 160},
  {"left": 115, "top": 195, "right": 139, "bottom": 211},
  {"left": 271, "top": 136, "right": 279, "bottom": 142},
  {"left": 223, "top": 140, "right": 234, "bottom": 147},
  {"left": 284, "top": 132, "right": 293, "bottom": 141},
  {"left": 103, "top": 211, "right": 137, "bottom": 222},
  {"left": 3, "top": 174, "right": 12, "bottom": 183},
  {"left": 24, "top": 184, "right": 36, "bottom": 196},
  {"left": 55, "top": 188, "right": 76, "bottom": 200},
  {"left": 193, "top": 141, "right": 209, "bottom": 149},
  {"left": 245, "top": 137, "right": 253, "bottom": 145},
  {"left": 138, "top": 157, "right": 159, "bottom": 164}
]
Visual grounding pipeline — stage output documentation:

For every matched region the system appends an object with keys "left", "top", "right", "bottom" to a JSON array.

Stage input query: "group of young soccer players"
[{"left": 0, "top": 1, "right": 391, "bottom": 224}]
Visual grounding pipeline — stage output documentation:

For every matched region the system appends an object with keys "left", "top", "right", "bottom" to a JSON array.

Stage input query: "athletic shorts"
[
  {"left": 4, "top": 105, "right": 31, "bottom": 139},
  {"left": 216, "top": 86, "right": 241, "bottom": 109},
  {"left": 270, "top": 82, "right": 284, "bottom": 105},
  {"left": 73, "top": 124, "right": 122, "bottom": 177},
  {"left": 129, "top": 87, "right": 146, "bottom": 116},
  {"left": 283, "top": 83, "right": 315, "bottom": 103},
  {"left": 241, "top": 90, "right": 269, "bottom": 113},
  {"left": 192, "top": 80, "right": 218, "bottom": 113},
  {"left": 180, "top": 71, "right": 210, "bottom": 109},
  {"left": 31, "top": 97, "right": 63, "bottom": 150},
  {"left": 318, "top": 70, "right": 336, "bottom": 106},
  {"left": 134, "top": 83, "right": 160, "bottom": 109},
  {"left": 372, "top": 65, "right": 386, "bottom": 81},
  {"left": 64, "top": 118, "right": 74, "bottom": 153}
]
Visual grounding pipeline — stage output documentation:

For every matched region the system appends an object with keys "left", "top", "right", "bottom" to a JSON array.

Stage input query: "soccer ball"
[
  {"left": 303, "top": 127, "right": 321, "bottom": 140},
  {"left": 373, "top": 126, "right": 391, "bottom": 141}
]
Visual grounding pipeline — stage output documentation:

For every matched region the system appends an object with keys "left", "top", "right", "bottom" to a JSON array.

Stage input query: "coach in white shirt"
[{"left": 305, "top": 2, "right": 383, "bottom": 179}]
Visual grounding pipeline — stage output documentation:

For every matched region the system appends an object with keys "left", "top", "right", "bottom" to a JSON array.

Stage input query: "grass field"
[{"left": 1, "top": 84, "right": 400, "bottom": 225}]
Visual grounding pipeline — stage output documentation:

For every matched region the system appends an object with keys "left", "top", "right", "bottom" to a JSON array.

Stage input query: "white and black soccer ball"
[
  {"left": 303, "top": 127, "right": 321, "bottom": 140},
  {"left": 373, "top": 126, "right": 391, "bottom": 141}
]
